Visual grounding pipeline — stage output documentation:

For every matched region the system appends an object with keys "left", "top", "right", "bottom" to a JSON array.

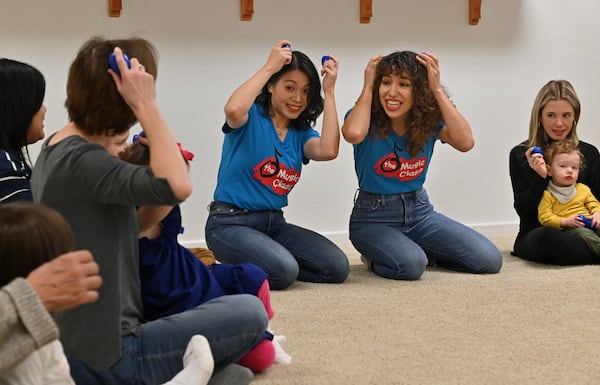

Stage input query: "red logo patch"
[
  {"left": 374, "top": 154, "right": 426, "bottom": 181},
  {"left": 253, "top": 156, "right": 301, "bottom": 195}
]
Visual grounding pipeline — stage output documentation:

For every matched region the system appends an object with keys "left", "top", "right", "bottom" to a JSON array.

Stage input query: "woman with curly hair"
[{"left": 341, "top": 51, "right": 502, "bottom": 280}]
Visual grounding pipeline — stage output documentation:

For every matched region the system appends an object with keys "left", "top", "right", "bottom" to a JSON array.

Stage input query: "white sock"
[
  {"left": 272, "top": 335, "right": 292, "bottom": 364},
  {"left": 162, "top": 335, "right": 214, "bottom": 385}
]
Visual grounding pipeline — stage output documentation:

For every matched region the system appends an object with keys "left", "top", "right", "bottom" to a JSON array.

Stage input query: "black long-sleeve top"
[{"left": 509, "top": 140, "right": 600, "bottom": 249}]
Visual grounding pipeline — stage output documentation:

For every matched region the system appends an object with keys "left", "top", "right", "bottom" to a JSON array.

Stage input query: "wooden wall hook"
[
  {"left": 241, "top": 0, "right": 254, "bottom": 21},
  {"left": 360, "top": 0, "right": 373, "bottom": 24},
  {"left": 108, "top": 0, "right": 122, "bottom": 17},
  {"left": 469, "top": 0, "right": 482, "bottom": 25}
]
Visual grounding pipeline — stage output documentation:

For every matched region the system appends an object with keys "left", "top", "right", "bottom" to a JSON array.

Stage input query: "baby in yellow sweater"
[{"left": 538, "top": 139, "right": 600, "bottom": 255}]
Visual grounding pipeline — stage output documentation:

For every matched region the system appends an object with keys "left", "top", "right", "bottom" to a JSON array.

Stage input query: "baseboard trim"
[{"left": 181, "top": 222, "right": 519, "bottom": 250}]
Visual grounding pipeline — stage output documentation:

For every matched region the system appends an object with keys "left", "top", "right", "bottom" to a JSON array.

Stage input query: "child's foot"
[
  {"left": 273, "top": 335, "right": 292, "bottom": 364},
  {"left": 163, "top": 335, "right": 214, "bottom": 385}
]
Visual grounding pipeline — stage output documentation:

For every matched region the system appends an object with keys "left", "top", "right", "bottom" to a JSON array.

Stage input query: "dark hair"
[
  {"left": 65, "top": 36, "right": 158, "bottom": 136},
  {"left": 119, "top": 140, "right": 192, "bottom": 167},
  {"left": 0, "top": 58, "right": 46, "bottom": 163},
  {"left": 254, "top": 50, "right": 323, "bottom": 130},
  {"left": 120, "top": 141, "right": 150, "bottom": 165},
  {"left": 0, "top": 201, "right": 75, "bottom": 287},
  {"left": 370, "top": 51, "right": 444, "bottom": 157}
]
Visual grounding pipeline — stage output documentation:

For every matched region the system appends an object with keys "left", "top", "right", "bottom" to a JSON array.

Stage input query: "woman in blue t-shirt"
[
  {"left": 342, "top": 51, "right": 502, "bottom": 280},
  {"left": 205, "top": 40, "right": 350, "bottom": 290}
]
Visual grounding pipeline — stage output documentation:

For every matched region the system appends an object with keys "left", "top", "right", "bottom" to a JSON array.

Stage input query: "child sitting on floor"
[
  {"left": 120, "top": 135, "right": 291, "bottom": 372},
  {"left": 538, "top": 139, "right": 600, "bottom": 256}
]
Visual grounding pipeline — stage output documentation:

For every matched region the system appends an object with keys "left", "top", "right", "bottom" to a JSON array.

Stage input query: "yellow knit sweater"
[{"left": 538, "top": 183, "right": 600, "bottom": 228}]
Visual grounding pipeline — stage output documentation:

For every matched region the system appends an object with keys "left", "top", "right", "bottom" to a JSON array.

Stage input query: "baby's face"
[
  {"left": 548, "top": 151, "right": 580, "bottom": 187},
  {"left": 105, "top": 130, "right": 131, "bottom": 158}
]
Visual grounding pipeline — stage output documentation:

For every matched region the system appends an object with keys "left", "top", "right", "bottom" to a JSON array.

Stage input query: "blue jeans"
[
  {"left": 69, "top": 356, "right": 147, "bottom": 385},
  {"left": 349, "top": 189, "right": 502, "bottom": 280},
  {"left": 109, "top": 295, "right": 267, "bottom": 385},
  {"left": 205, "top": 201, "right": 350, "bottom": 290}
]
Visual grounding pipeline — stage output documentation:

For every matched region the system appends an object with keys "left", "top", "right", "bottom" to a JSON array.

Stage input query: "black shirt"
[{"left": 509, "top": 140, "right": 600, "bottom": 246}]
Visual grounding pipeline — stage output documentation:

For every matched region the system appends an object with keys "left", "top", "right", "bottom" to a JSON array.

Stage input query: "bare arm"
[
  {"left": 304, "top": 55, "right": 340, "bottom": 161},
  {"left": 342, "top": 55, "right": 383, "bottom": 144},
  {"left": 109, "top": 47, "right": 192, "bottom": 201},
  {"left": 416, "top": 52, "right": 474, "bottom": 152},
  {"left": 224, "top": 40, "right": 292, "bottom": 129},
  {"left": 137, "top": 205, "right": 172, "bottom": 237}
]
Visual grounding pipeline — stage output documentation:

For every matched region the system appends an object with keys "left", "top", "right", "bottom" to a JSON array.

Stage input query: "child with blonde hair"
[{"left": 538, "top": 139, "right": 600, "bottom": 255}]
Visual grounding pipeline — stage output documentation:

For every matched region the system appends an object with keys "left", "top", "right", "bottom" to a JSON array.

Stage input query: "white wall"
[{"left": 3, "top": 0, "right": 600, "bottom": 246}]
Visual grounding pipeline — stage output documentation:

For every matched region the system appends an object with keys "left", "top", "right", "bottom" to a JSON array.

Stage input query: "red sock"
[{"left": 237, "top": 339, "right": 276, "bottom": 373}]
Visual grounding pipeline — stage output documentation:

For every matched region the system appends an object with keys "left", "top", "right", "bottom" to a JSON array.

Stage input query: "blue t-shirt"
[
  {"left": 214, "top": 104, "right": 320, "bottom": 210},
  {"left": 353, "top": 125, "right": 443, "bottom": 194}
]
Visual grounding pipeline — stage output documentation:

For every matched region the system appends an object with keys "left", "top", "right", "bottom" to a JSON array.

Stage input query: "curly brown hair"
[{"left": 370, "top": 51, "right": 444, "bottom": 157}]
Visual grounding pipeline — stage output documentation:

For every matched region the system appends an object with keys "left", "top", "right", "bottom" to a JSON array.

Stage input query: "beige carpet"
[{"left": 253, "top": 236, "right": 600, "bottom": 385}]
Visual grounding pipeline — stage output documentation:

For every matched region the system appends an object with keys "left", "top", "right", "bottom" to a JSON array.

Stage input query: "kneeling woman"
[{"left": 342, "top": 51, "right": 502, "bottom": 280}]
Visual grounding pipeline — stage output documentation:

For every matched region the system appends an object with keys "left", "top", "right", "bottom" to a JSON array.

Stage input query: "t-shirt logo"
[
  {"left": 374, "top": 143, "right": 426, "bottom": 181},
  {"left": 253, "top": 146, "right": 300, "bottom": 195}
]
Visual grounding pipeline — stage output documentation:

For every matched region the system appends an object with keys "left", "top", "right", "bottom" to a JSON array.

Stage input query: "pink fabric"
[
  {"left": 257, "top": 279, "right": 274, "bottom": 320},
  {"left": 237, "top": 339, "right": 275, "bottom": 373}
]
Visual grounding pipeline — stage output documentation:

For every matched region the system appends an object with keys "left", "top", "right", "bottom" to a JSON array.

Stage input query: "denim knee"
[
  {"left": 238, "top": 294, "right": 269, "bottom": 330},
  {"left": 368, "top": 252, "right": 427, "bottom": 281},
  {"left": 392, "top": 255, "right": 427, "bottom": 280},
  {"left": 269, "top": 263, "right": 299, "bottom": 290},
  {"left": 329, "top": 263, "right": 350, "bottom": 283},
  {"left": 476, "top": 249, "right": 503, "bottom": 274}
]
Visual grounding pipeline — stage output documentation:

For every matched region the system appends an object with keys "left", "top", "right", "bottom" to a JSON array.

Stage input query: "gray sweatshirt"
[{"left": 31, "top": 135, "right": 179, "bottom": 369}]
